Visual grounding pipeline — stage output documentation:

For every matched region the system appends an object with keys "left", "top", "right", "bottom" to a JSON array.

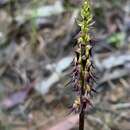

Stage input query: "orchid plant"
[{"left": 69, "top": 0, "right": 96, "bottom": 130}]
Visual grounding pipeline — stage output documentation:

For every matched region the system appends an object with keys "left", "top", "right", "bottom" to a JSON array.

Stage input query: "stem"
[
  {"left": 10, "top": 0, "right": 15, "bottom": 20},
  {"left": 79, "top": 108, "right": 85, "bottom": 130},
  {"left": 79, "top": 70, "right": 85, "bottom": 130}
]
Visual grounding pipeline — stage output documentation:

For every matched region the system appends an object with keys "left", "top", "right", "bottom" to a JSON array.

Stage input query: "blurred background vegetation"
[{"left": 0, "top": 0, "right": 130, "bottom": 130}]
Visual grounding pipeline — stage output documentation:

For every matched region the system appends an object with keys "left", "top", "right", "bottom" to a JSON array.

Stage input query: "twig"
[{"left": 111, "top": 103, "right": 130, "bottom": 110}]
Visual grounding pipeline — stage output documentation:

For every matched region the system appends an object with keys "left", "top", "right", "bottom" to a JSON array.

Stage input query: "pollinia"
[{"left": 69, "top": 0, "right": 96, "bottom": 130}]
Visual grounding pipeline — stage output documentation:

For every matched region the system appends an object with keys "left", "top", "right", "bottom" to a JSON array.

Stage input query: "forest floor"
[{"left": 0, "top": 0, "right": 130, "bottom": 130}]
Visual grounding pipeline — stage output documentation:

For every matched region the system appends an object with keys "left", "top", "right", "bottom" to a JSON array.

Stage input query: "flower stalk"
[{"left": 69, "top": 0, "right": 96, "bottom": 130}]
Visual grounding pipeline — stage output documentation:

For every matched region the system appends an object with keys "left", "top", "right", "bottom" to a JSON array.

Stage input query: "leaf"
[
  {"left": 107, "top": 32, "right": 125, "bottom": 47},
  {"left": 0, "top": 81, "right": 34, "bottom": 109}
]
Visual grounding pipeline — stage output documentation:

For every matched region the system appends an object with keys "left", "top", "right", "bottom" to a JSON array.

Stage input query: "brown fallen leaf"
[
  {"left": 0, "top": 81, "right": 35, "bottom": 109},
  {"left": 46, "top": 114, "right": 79, "bottom": 130}
]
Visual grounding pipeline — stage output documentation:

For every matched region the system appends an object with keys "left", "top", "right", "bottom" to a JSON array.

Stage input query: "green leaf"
[{"left": 107, "top": 32, "right": 125, "bottom": 47}]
